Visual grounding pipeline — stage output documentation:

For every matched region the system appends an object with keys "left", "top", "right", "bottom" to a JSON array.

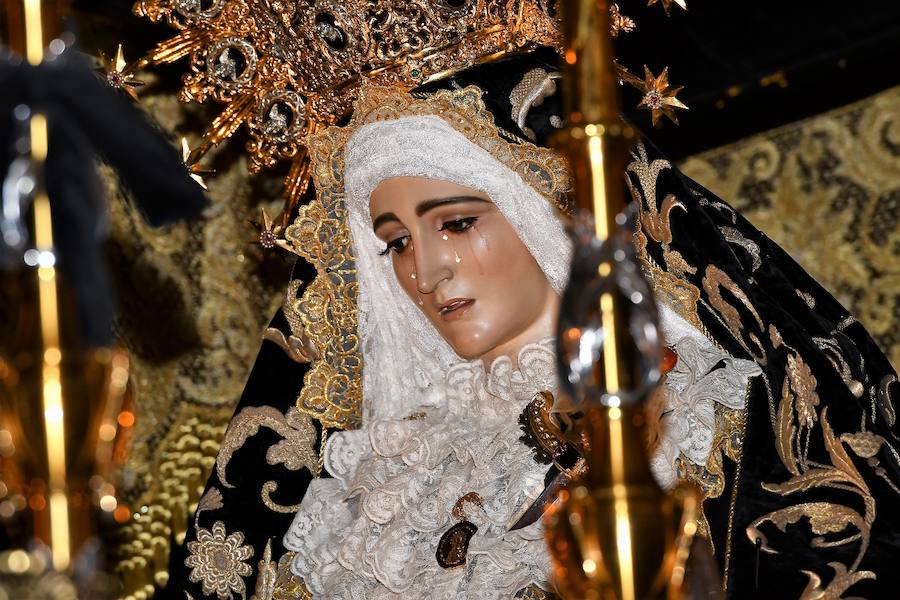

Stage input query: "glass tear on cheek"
[
  {"left": 454, "top": 250, "right": 461, "bottom": 264},
  {"left": 442, "top": 234, "right": 449, "bottom": 241},
  {"left": 410, "top": 273, "right": 416, "bottom": 279}
]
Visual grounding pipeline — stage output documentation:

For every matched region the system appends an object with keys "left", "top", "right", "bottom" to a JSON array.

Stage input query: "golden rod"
[
  {"left": 24, "top": 1, "right": 72, "bottom": 570},
  {"left": 546, "top": 0, "right": 684, "bottom": 598},
  {"left": 608, "top": 409, "right": 635, "bottom": 600}
]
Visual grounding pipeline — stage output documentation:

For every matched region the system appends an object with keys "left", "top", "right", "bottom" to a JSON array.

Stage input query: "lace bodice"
[{"left": 284, "top": 339, "right": 559, "bottom": 599}]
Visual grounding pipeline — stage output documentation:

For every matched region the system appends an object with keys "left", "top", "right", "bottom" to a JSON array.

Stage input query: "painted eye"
[
  {"left": 379, "top": 236, "right": 411, "bottom": 256},
  {"left": 440, "top": 217, "right": 478, "bottom": 234}
]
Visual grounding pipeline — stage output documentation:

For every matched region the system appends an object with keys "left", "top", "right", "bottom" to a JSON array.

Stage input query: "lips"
[{"left": 438, "top": 298, "right": 474, "bottom": 321}]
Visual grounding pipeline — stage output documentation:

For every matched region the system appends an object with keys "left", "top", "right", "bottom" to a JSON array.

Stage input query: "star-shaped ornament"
[
  {"left": 609, "top": 4, "right": 636, "bottom": 37},
  {"left": 249, "top": 207, "right": 286, "bottom": 251},
  {"left": 98, "top": 44, "right": 144, "bottom": 101},
  {"left": 633, "top": 66, "right": 688, "bottom": 127},
  {"left": 647, "top": 0, "right": 687, "bottom": 15},
  {"left": 181, "top": 138, "right": 215, "bottom": 190}
]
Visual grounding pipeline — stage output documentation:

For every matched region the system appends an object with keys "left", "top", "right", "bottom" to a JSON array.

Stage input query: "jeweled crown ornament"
[{"left": 134, "top": 0, "right": 560, "bottom": 213}]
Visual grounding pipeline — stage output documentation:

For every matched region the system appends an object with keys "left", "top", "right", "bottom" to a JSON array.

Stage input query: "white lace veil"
[{"left": 342, "top": 114, "right": 572, "bottom": 422}]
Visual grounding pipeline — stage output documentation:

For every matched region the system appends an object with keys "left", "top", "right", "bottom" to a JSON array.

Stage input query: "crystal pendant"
[{"left": 556, "top": 206, "right": 662, "bottom": 411}]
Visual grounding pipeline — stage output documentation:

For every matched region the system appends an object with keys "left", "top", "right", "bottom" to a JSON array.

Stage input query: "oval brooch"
[{"left": 436, "top": 521, "right": 478, "bottom": 569}]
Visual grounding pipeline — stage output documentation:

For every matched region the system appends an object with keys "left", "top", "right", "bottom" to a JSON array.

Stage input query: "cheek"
[
  {"left": 391, "top": 254, "right": 419, "bottom": 300},
  {"left": 463, "top": 221, "right": 545, "bottom": 290}
]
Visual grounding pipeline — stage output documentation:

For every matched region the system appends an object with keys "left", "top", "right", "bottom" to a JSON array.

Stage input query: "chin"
[
  {"left": 446, "top": 336, "right": 493, "bottom": 361},
  {"left": 449, "top": 344, "right": 486, "bottom": 361}
]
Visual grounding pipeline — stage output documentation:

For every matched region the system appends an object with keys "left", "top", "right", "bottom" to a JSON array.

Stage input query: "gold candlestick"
[{"left": 547, "top": 1, "right": 710, "bottom": 598}]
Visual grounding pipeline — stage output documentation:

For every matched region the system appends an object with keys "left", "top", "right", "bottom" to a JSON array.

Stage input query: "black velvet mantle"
[{"left": 162, "top": 53, "right": 899, "bottom": 599}]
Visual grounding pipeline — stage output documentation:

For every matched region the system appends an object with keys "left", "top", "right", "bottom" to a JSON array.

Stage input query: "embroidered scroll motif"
[
  {"left": 701, "top": 264, "right": 767, "bottom": 364},
  {"left": 626, "top": 143, "right": 686, "bottom": 245},
  {"left": 216, "top": 406, "right": 319, "bottom": 489},
  {"left": 262, "top": 279, "right": 319, "bottom": 365}
]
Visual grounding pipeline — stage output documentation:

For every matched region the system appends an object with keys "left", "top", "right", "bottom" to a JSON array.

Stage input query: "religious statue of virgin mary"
[{"left": 141, "top": 3, "right": 899, "bottom": 599}]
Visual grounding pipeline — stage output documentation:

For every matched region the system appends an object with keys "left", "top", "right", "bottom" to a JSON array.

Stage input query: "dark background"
[{"left": 68, "top": 0, "right": 900, "bottom": 160}]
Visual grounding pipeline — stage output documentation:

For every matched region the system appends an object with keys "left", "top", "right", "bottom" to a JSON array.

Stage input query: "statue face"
[{"left": 370, "top": 176, "right": 559, "bottom": 364}]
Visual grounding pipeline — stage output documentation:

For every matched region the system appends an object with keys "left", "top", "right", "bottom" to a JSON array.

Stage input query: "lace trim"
[
  {"left": 651, "top": 304, "right": 762, "bottom": 490},
  {"left": 284, "top": 339, "right": 558, "bottom": 598}
]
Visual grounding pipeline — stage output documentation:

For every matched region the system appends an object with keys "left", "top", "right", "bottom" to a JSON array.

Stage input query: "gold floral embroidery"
[
  {"left": 262, "top": 280, "right": 319, "bottom": 364},
  {"left": 702, "top": 265, "right": 763, "bottom": 333},
  {"left": 749, "top": 351, "right": 879, "bottom": 598},
  {"left": 275, "top": 551, "right": 312, "bottom": 600},
  {"left": 787, "top": 354, "right": 820, "bottom": 430},
  {"left": 194, "top": 488, "right": 225, "bottom": 527},
  {"left": 626, "top": 143, "right": 686, "bottom": 245},
  {"left": 216, "top": 406, "right": 319, "bottom": 490},
  {"left": 250, "top": 541, "right": 314, "bottom": 600},
  {"left": 633, "top": 231, "right": 702, "bottom": 331},
  {"left": 630, "top": 165, "right": 749, "bottom": 509},
  {"left": 251, "top": 541, "right": 277, "bottom": 600},
  {"left": 701, "top": 264, "right": 766, "bottom": 363},
  {"left": 185, "top": 521, "right": 254, "bottom": 600}
]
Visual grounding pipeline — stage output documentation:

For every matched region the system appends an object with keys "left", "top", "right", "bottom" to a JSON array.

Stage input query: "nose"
[{"left": 413, "top": 230, "right": 454, "bottom": 294}]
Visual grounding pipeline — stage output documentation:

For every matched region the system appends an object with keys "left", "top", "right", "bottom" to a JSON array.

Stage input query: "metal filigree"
[{"left": 134, "top": 0, "right": 561, "bottom": 214}]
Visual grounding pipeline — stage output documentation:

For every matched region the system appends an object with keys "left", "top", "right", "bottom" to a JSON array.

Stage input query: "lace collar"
[
  {"left": 443, "top": 337, "right": 557, "bottom": 421},
  {"left": 283, "top": 338, "right": 558, "bottom": 598}
]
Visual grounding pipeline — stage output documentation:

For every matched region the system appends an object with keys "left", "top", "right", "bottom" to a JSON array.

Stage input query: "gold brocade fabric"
[
  {"left": 680, "top": 85, "right": 900, "bottom": 370},
  {"left": 102, "top": 80, "right": 287, "bottom": 596}
]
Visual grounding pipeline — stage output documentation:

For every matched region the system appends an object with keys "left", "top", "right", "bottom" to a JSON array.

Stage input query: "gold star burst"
[
  {"left": 181, "top": 138, "right": 214, "bottom": 190},
  {"left": 249, "top": 207, "right": 287, "bottom": 251},
  {"left": 647, "top": 0, "right": 688, "bottom": 15},
  {"left": 97, "top": 44, "right": 144, "bottom": 101},
  {"left": 632, "top": 66, "right": 689, "bottom": 126}
]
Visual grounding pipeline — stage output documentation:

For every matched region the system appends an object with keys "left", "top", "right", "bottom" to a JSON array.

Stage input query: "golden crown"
[{"left": 134, "top": 0, "right": 560, "bottom": 210}]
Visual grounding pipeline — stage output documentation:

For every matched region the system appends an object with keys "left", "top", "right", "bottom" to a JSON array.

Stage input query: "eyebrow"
[{"left": 371, "top": 195, "right": 490, "bottom": 231}]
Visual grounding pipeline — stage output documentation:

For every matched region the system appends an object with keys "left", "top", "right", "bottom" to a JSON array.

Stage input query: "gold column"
[{"left": 545, "top": 1, "right": 698, "bottom": 598}]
